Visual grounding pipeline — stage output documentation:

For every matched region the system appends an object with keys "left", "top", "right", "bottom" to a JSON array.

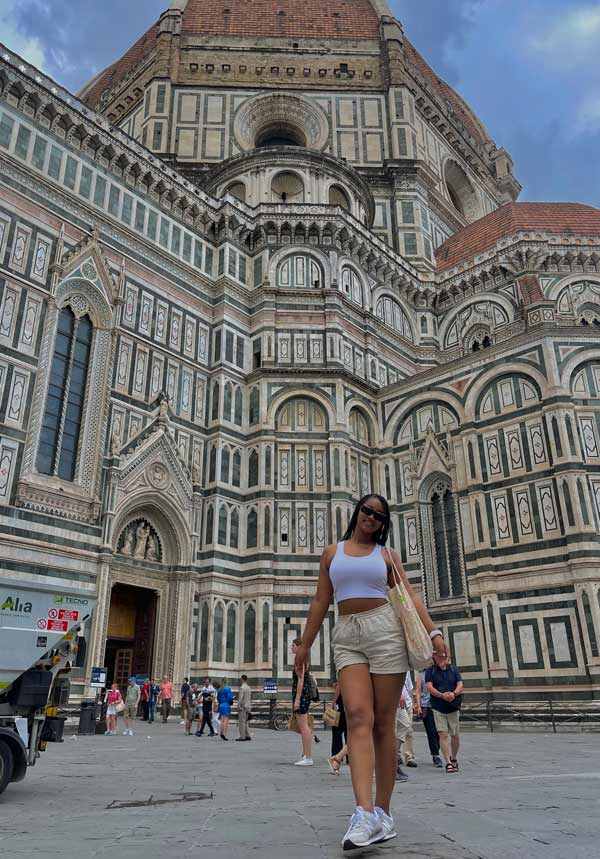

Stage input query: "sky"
[{"left": 0, "top": 0, "right": 598, "bottom": 206}]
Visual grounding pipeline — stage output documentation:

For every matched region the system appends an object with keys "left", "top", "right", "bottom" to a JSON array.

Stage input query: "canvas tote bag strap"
[{"left": 384, "top": 546, "right": 405, "bottom": 595}]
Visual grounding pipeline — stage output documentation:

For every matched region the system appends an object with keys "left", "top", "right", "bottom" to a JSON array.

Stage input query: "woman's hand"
[
  {"left": 431, "top": 634, "right": 448, "bottom": 660},
  {"left": 294, "top": 643, "right": 309, "bottom": 675}
]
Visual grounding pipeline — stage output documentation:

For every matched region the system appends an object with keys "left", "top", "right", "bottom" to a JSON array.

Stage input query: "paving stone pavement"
[{"left": 0, "top": 721, "right": 598, "bottom": 858}]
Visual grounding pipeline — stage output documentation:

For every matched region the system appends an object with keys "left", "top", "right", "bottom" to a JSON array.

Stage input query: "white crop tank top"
[{"left": 328, "top": 541, "right": 388, "bottom": 603}]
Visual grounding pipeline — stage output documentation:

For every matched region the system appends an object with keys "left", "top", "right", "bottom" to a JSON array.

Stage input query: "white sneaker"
[
  {"left": 129, "top": 730, "right": 134, "bottom": 736},
  {"left": 104, "top": 730, "right": 112, "bottom": 736},
  {"left": 122, "top": 729, "right": 129, "bottom": 735},
  {"left": 374, "top": 807, "right": 397, "bottom": 842},
  {"left": 342, "top": 807, "right": 383, "bottom": 850},
  {"left": 293, "top": 756, "right": 314, "bottom": 766}
]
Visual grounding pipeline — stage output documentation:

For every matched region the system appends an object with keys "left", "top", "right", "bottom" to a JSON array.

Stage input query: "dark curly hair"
[{"left": 341, "top": 494, "right": 390, "bottom": 545}]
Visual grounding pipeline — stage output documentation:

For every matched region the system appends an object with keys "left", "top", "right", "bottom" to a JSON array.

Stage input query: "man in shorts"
[
  {"left": 425, "top": 653, "right": 463, "bottom": 773},
  {"left": 123, "top": 676, "right": 140, "bottom": 736}
]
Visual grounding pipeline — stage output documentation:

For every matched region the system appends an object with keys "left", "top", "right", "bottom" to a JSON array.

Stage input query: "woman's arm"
[
  {"left": 293, "top": 667, "right": 304, "bottom": 711},
  {"left": 294, "top": 546, "right": 335, "bottom": 673},
  {"left": 388, "top": 547, "right": 446, "bottom": 658}
]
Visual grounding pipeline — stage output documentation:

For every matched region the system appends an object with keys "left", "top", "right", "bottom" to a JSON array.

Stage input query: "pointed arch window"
[
  {"left": 247, "top": 508, "right": 258, "bottom": 548},
  {"left": 230, "top": 508, "right": 239, "bottom": 548},
  {"left": 212, "top": 602, "right": 224, "bottom": 661},
  {"left": 232, "top": 450, "right": 241, "bottom": 487},
  {"left": 264, "top": 505, "right": 271, "bottom": 546},
  {"left": 220, "top": 447, "right": 231, "bottom": 483},
  {"left": 199, "top": 602, "right": 209, "bottom": 662},
  {"left": 249, "top": 387, "right": 259, "bottom": 424},
  {"left": 341, "top": 267, "right": 363, "bottom": 307},
  {"left": 262, "top": 602, "right": 270, "bottom": 663},
  {"left": 234, "top": 388, "right": 243, "bottom": 425},
  {"left": 249, "top": 450, "right": 259, "bottom": 487},
  {"left": 243, "top": 604, "right": 256, "bottom": 664},
  {"left": 223, "top": 383, "right": 233, "bottom": 421},
  {"left": 218, "top": 506, "right": 228, "bottom": 545},
  {"left": 421, "top": 478, "right": 465, "bottom": 602},
  {"left": 205, "top": 504, "right": 214, "bottom": 544},
  {"left": 226, "top": 604, "right": 237, "bottom": 663},
  {"left": 37, "top": 307, "right": 93, "bottom": 481}
]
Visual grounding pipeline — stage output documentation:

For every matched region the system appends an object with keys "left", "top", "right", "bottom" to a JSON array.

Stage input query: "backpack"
[{"left": 307, "top": 672, "right": 320, "bottom": 703}]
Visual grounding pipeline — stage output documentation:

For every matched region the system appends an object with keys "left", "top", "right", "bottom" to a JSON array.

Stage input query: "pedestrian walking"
[
  {"left": 294, "top": 493, "right": 446, "bottom": 850},
  {"left": 211, "top": 681, "right": 221, "bottom": 735},
  {"left": 123, "top": 677, "right": 140, "bottom": 736},
  {"left": 291, "top": 639, "right": 314, "bottom": 766},
  {"left": 159, "top": 675, "right": 174, "bottom": 723},
  {"left": 327, "top": 742, "right": 348, "bottom": 774},
  {"left": 217, "top": 682, "right": 234, "bottom": 740},
  {"left": 395, "top": 672, "right": 416, "bottom": 772},
  {"left": 140, "top": 678, "right": 150, "bottom": 722},
  {"left": 197, "top": 678, "right": 216, "bottom": 736},
  {"left": 180, "top": 676, "right": 191, "bottom": 725},
  {"left": 148, "top": 678, "right": 160, "bottom": 723},
  {"left": 330, "top": 679, "right": 347, "bottom": 760},
  {"left": 185, "top": 684, "right": 199, "bottom": 735},
  {"left": 415, "top": 664, "right": 442, "bottom": 767},
  {"left": 104, "top": 683, "right": 122, "bottom": 736},
  {"left": 236, "top": 674, "right": 252, "bottom": 742},
  {"left": 426, "top": 652, "right": 463, "bottom": 773}
]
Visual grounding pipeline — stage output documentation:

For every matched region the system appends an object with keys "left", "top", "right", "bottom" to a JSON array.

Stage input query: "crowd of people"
[{"left": 101, "top": 493, "right": 463, "bottom": 853}]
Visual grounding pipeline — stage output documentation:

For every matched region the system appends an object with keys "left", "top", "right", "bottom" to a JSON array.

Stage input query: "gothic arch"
[
  {"left": 384, "top": 390, "right": 464, "bottom": 446},
  {"left": 547, "top": 274, "right": 600, "bottom": 301},
  {"left": 267, "top": 245, "right": 331, "bottom": 289},
  {"left": 112, "top": 493, "right": 191, "bottom": 566},
  {"left": 438, "top": 294, "right": 515, "bottom": 350},
  {"left": 562, "top": 349, "right": 600, "bottom": 393},
  {"left": 267, "top": 388, "right": 335, "bottom": 430},
  {"left": 55, "top": 276, "right": 113, "bottom": 330},
  {"left": 464, "top": 363, "right": 549, "bottom": 420}
]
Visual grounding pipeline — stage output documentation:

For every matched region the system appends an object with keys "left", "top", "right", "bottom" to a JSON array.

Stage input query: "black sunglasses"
[{"left": 360, "top": 504, "right": 388, "bottom": 524}]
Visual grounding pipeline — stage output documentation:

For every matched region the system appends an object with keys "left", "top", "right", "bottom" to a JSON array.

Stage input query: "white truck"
[{"left": 0, "top": 579, "right": 96, "bottom": 796}]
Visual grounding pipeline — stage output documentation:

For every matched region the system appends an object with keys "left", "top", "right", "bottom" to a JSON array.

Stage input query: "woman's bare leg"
[
  {"left": 372, "top": 673, "right": 405, "bottom": 815},
  {"left": 221, "top": 715, "right": 229, "bottom": 736},
  {"left": 339, "top": 664, "right": 375, "bottom": 812},
  {"left": 296, "top": 713, "right": 313, "bottom": 757}
]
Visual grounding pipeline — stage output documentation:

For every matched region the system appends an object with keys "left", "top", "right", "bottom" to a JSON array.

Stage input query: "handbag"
[
  {"left": 288, "top": 712, "right": 314, "bottom": 733},
  {"left": 307, "top": 672, "right": 320, "bottom": 703},
  {"left": 115, "top": 698, "right": 125, "bottom": 714},
  {"left": 385, "top": 547, "right": 433, "bottom": 671},
  {"left": 323, "top": 704, "right": 340, "bottom": 728}
]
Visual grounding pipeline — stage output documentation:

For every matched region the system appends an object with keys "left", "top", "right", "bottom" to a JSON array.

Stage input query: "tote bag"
[
  {"left": 385, "top": 547, "right": 433, "bottom": 671},
  {"left": 323, "top": 704, "right": 340, "bottom": 728}
]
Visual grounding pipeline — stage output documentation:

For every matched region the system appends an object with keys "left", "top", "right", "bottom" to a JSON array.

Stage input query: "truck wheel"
[{"left": 0, "top": 740, "right": 14, "bottom": 797}]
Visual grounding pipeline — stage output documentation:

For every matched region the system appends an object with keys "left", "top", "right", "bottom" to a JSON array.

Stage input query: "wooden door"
[{"left": 114, "top": 648, "right": 133, "bottom": 692}]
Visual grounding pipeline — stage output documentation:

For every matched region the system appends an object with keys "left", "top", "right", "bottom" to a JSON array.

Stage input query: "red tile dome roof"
[{"left": 435, "top": 202, "right": 600, "bottom": 272}]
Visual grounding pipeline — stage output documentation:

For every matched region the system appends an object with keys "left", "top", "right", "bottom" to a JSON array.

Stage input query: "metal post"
[
  {"left": 549, "top": 699, "right": 557, "bottom": 733},
  {"left": 487, "top": 700, "right": 494, "bottom": 733}
]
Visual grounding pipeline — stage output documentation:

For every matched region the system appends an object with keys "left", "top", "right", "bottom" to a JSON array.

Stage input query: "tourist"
[
  {"left": 104, "top": 682, "right": 122, "bottom": 736},
  {"left": 329, "top": 679, "right": 347, "bottom": 768},
  {"left": 211, "top": 682, "right": 221, "bottom": 735},
  {"left": 123, "top": 677, "right": 140, "bottom": 736},
  {"left": 395, "top": 672, "right": 416, "bottom": 774},
  {"left": 148, "top": 678, "right": 160, "bottom": 724},
  {"left": 415, "top": 663, "right": 442, "bottom": 767},
  {"left": 426, "top": 651, "right": 463, "bottom": 773},
  {"left": 185, "top": 684, "right": 199, "bottom": 736},
  {"left": 140, "top": 678, "right": 150, "bottom": 722},
  {"left": 294, "top": 494, "right": 446, "bottom": 850},
  {"left": 198, "top": 678, "right": 216, "bottom": 736},
  {"left": 180, "top": 676, "right": 191, "bottom": 725},
  {"left": 217, "top": 681, "right": 234, "bottom": 740},
  {"left": 327, "top": 741, "right": 348, "bottom": 775},
  {"left": 236, "top": 674, "right": 252, "bottom": 742},
  {"left": 159, "top": 675, "right": 174, "bottom": 723},
  {"left": 291, "top": 639, "right": 314, "bottom": 766}
]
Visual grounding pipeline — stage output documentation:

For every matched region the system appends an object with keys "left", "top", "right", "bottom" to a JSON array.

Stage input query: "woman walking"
[
  {"left": 294, "top": 494, "right": 446, "bottom": 850},
  {"left": 291, "top": 639, "right": 314, "bottom": 766},
  {"left": 217, "top": 682, "right": 234, "bottom": 740},
  {"left": 104, "top": 682, "right": 122, "bottom": 736},
  {"left": 330, "top": 679, "right": 347, "bottom": 757}
]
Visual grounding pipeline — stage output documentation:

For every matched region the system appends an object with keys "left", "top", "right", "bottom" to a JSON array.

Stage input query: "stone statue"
[
  {"left": 120, "top": 528, "right": 133, "bottom": 556},
  {"left": 134, "top": 522, "right": 149, "bottom": 559},
  {"left": 110, "top": 426, "right": 122, "bottom": 456},
  {"left": 147, "top": 538, "right": 158, "bottom": 561}
]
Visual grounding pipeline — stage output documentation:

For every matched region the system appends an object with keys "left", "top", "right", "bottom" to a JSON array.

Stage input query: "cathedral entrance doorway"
[{"left": 105, "top": 584, "right": 157, "bottom": 689}]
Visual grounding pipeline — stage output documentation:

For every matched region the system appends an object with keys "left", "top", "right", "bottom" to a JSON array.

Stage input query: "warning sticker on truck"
[
  {"left": 47, "top": 619, "right": 69, "bottom": 633},
  {"left": 58, "top": 609, "right": 79, "bottom": 622}
]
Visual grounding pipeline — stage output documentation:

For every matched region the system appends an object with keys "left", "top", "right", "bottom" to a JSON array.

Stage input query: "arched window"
[
  {"left": 265, "top": 447, "right": 272, "bottom": 483},
  {"left": 422, "top": 478, "right": 465, "bottom": 601},
  {"left": 341, "top": 267, "right": 363, "bottom": 307},
  {"left": 334, "top": 449, "right": 341, "bottom": 485},
  {"left": 262, "top": 602, "right": 270, "bottom": 663},
  {"left": 212, "top": 602, "right": 224, "bottom": 661},
  {"left": 209, "top": 446, "right": 217, "bottom": 482},
  {"left": 211, "top": 381, "right": 220, "bottom": 420},
  {"left": 37, "top": 307, "right": 93, "bottom": 481},
  {"left": 205, "top": 504, "right": 214, "bottom": 544},
  {"left": 264, "top": 506, "right": 271, "bottom": 546},
  {"left": 349, "top": 408, "right": 371, "bottom": 445},
  {"left": 249, "top": 387, "right": 259, "bottom": 424},
  {"left": 226, "top": 182, "right": 246, "bottom": 203},
  {"left": 230, "top": 509, "right": 239, "bottom": 548},
  {"left": 444, "top": 160, "right": 480, "bottom": 223},
  {"left": 220, "top": 447, "right": 230, "bottom": 483},
  {"left": 375, "top": 296, "right": 414, "bottom": 342},
  {"left": 226, "top": 604, "right": 237, "bottom": 663},
  {"left": 223, "top": 383, "right": 233, "bottom": 421},
  {"left": 247, "top": 508, "right": 258, "bottom": 548},
  {"left": 232, "top": 450, "right": 241, "bottom": 487},
  {"left": 329, "top": 185, "right": 350, "bottom": 211},
  {"left": 243, "top": 604, "right": 256, "bottom": 664},
  {"left": 234, "top": 388, "right": 243, "bottom": 425},
  {"left": 199, "top": 602, "right": 209, "bottom": 662},
  {"left": 249, "top": 450, "right": 259, "bottom": 487},
  {"left": 218, "top": 506, "right": 228, "bottom": 545},
  {"left": 271, "top": 171, "right": 304, "bottom": 203},
  {"left": 276, "top": 254, "right": 323, "bottom": 289}
]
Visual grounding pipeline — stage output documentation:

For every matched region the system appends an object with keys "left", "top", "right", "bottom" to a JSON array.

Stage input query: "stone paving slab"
[{"left": 0, "top": 722, "right": 598, "bottom": 858}]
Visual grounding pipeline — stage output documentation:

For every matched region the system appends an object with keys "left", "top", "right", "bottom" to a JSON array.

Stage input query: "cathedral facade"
[{"left": 1, "top": 0, "right": 600, "bottom": 701}]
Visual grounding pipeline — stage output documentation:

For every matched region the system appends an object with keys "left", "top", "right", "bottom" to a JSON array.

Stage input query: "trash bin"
[
  {"left": 42, "top": 715, "right": 66, "bottom": 742},
  {"left": 78, "top": 700, "right": 97, "bottom": 735}
]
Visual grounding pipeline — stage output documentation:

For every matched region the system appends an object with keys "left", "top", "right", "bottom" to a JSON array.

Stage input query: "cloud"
[
  {"left": 529, "top": 4, "right": 600, "bottom": 69},
  {"left": 0, "top": 0, "right": 46, "bottom": 71}
]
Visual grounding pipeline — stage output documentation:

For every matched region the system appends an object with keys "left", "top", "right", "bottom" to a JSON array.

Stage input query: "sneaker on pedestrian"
[
  {"left": 294, "top": 755, "right": 314, "bottom": 766},
  {"left": 374, "top": 807, "right": 397, "bottom": 842},
  {"left": 122, "top": 729, "right": 129, "bottom": 735},
  {"left": 406, "top": 758, "right": 417, "bottom": 768},
  {"left": 342, "top": 807, "right": 383, "bottom": 850},
  {"left": 104, "top": 730, "right": 112, "bottom": 736},
  {"left": 395, "top": 765, "right": 409, "bottom": 782},
  {"left": 433, "top": 755, "right": 443, "bottom": 768}
]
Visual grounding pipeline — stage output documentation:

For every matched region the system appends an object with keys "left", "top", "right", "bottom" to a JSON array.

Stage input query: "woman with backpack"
[{"left": 217, "top": 682, "right": 234, "bottom": 740}]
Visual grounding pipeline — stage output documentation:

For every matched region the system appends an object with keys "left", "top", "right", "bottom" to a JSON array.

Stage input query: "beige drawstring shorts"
[{"left": 332, "top": 602, "right": 409, "bottom": 674}]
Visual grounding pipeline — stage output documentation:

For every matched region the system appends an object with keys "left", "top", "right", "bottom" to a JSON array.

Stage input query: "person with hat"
[{"left": 123, "top": 677, "right": 141, "bottom": 736}]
